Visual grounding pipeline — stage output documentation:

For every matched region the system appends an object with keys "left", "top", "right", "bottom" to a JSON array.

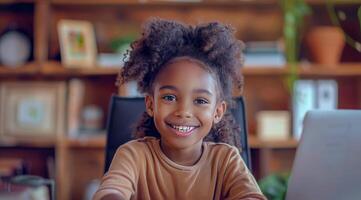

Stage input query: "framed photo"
[
  {"left": 0, "top": 82, "right": 66, "bottom": 139},
  {"left": 58, "top": 19, "right": 97, "bottom": 68}
]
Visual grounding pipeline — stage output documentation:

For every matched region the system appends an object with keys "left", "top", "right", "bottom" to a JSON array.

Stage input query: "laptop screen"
[{"left": 286, "top": 110, "right": 361, "bottom": 200}]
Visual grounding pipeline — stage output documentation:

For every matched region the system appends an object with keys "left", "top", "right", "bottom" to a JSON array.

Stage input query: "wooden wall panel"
[{"left": 67, "top": 148, "right": 104, "bottom": 200}]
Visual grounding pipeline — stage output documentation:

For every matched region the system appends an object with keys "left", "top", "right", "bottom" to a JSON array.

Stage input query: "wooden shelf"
[
  {"left": 242, "top": 67, "right": 287, "bottom": 76},
  {"left": 0, "top": 62, "right": 119, "bottom": 77},
  {"left": 0, "top": 130, "right": 298, "bottom": 150},
  {"left": 307, "top": 0, "right": 361, "bottom": 5},
  {"left": 64, "top": 135, "right": 298, "bottom": 149},
  {"left": 0, "top": 62, "right": 39, "bottom": 77},
  {"left": 0, "top": 0, "right": 34, "bottom": 5},
  {"left": 242, "top": 63, "right": 361, "bottom": 77},
  {"left": 66, "top": 135, "right": 106, "bottom": 148},
  {"left": 249, "top": 136, "right": 298, "bottom": 149},
  {"left": 298, "top": 63, "right": 361, "bottom": 77},
  {"left": 50, "top": 0, "right": 359, "bottom": 6},
  {"left": 50, "top": 0, "right": 278, "bottom": 7},
  {"left": 41, "top": 61, "right": 120, "bottom": 77},
  {"left": 0, "top": 138, "right": 56, "bottom": 148}
]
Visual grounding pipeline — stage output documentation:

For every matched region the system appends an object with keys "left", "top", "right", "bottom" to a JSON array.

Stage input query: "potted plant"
[
  {"left": 110, "top": 34, "right": 137, "bottom": 55},
  {"left": 306, "top": 26, "right": 344, "bottom": 66},
  {"left": 305, "top": 2, "right": 346, "bottom": 67},
  {"left": 259, "top": 172, "right": 290, "bottom": 200},
  {"left": 279, "top": 0, "right": 311, "bottom": 92}
]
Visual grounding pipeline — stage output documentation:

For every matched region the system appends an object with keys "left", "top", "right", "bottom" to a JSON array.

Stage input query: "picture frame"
[
  {"left": 58, "top": 19, "right": 97, "bottom": 68},
  {"left": 0, "top": 82, "right": 66, "bottom": 139}
]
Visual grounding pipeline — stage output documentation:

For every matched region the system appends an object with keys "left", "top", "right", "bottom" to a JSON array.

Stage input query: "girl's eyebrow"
[
  {"left": 193, "top": 89, "right": 213, "bottom": 96},
  {"left": 159, "top": 85, "right": 178, "bottom": 91},
  {"left": 159, "top": 85, "right": 213, "bottom": 96}
]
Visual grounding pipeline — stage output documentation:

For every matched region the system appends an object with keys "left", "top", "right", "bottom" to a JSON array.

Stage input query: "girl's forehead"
[
  {"left": 146, "top": 58, "right": 224, "bottom": 100},
  {"left": 164, "top": 56, "right": 211, "bottom": 72},
  {"left": 152, "top": 58, "right": 221, "bottom": 96},
  {"left": 156, "top": 58, "right": 215, "bottom": 83}
]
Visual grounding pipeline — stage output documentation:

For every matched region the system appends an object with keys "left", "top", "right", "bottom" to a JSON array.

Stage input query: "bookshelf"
[{"left": 0, "top": 1, "right": 360, "bottom": 199}]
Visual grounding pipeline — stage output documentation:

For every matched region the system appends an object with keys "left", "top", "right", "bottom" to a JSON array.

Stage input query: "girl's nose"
[{"left": 174, "top": 101, "right": 192, "bottom": 118}]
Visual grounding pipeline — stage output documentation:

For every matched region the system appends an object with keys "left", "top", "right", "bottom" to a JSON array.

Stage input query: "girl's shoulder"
[
  {"left": 205, "top": 141, "right": 238, "bottom": 151},
  {"left": 203, "top": 142, "right": 246, "bottom": 171},
  {"left": 117, "top": 136, "right": 159, "bottom": 154},
  {"left": 204, "top": 141, "right": 240, "bottom": 159}
]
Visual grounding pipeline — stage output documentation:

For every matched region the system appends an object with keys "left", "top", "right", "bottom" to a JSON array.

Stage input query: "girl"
[{"left": 93, "top": 18, "right": 266, "bottom": 200}]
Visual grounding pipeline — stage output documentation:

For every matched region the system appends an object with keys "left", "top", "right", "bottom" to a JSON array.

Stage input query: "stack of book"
[{"left": 243, "top": 41, "right": 286, "bottom": 67}]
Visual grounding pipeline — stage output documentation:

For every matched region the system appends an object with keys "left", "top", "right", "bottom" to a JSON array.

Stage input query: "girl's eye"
[
  {"left": 194, "top": 98, "right": 209, "bottom": 105},
  {"left": 162, "top": 95, "right": 176, "bottom": 102}
]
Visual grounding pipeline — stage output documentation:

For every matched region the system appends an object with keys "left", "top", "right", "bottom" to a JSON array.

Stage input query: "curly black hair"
[{"left": 117, "top": 18, "right": 245, "bottom": 149}]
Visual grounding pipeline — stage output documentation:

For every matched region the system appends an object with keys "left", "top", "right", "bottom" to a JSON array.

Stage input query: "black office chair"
[{"left": 104, "top": 95, "right": 251, "bottom": 173}]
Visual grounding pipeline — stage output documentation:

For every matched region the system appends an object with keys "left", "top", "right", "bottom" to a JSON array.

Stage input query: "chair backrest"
[{"left": 104, "top": 95, "right": 251, "bottom": 173}]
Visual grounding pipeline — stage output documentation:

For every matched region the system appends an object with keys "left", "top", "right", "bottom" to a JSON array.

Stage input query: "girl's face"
[{"left": 145, "top": 59, "right": 226, "bottom": 150}]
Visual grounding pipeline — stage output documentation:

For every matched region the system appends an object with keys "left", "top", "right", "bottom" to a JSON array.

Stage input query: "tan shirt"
[{"left": 93, "top": 137, "right": 266, "bottom": 200}]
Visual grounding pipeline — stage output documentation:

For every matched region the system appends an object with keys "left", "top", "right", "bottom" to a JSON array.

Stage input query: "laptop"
[{"left": 286, "top": 110, "right": 361, "bottom": 200}]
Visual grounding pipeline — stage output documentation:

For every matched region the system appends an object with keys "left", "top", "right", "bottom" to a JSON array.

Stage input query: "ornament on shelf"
[{"left": 0, "top": 25, "right": 32, "bottom": 68}]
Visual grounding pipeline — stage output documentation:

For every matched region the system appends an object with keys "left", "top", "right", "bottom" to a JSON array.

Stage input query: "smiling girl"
[{"left": 93, "top": 18, "right": 266, "bottom": 200}]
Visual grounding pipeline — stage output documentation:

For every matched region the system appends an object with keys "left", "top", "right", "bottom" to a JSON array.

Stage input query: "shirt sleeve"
[
  {"left": 222, "top": 147, "right": 267, "bottom": 200},
  {"left": 93, "top": 143, "right": 140, "bottom": 200}
]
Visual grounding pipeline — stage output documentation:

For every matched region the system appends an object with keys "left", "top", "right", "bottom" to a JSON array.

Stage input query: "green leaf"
[{"left": 259, "top": 173, "right": 290, "bottom": 200}]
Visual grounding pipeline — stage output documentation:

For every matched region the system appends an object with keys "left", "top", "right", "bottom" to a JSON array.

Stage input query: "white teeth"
[{"left": 171, "top": 125, "right": 194, "bottom": 132}]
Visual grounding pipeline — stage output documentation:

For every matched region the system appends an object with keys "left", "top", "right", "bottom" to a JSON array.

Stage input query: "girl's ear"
[
  {"left": 145, "top": 95, "right": 154, "bottom": 117},
  {"left": 214, "top": 101, "right": 226, "bottom": 124}
]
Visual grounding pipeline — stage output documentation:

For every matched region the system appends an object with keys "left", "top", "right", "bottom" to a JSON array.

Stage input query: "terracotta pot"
[{"left": 306, "top": 26, "right": 345, "bottom": 67}]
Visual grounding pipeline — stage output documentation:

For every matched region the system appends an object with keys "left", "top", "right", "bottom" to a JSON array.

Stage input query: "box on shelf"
[{"left": 256, "top": 110, "right": 290, "bottom": 141}]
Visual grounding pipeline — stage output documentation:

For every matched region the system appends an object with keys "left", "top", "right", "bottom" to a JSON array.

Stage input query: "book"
[
  {"left": 67, "top": 79, "right": 85, "bottom": 138},
  {"left": 292, "top": 79, "right": 338, "bottom": 139},
  {"left": 243, "top": 40, "right": 286, "bottom": 67},
  {"left": 317, "top": 80, "right": 338, "bottom": 110},
  {"left": 293, "top": 80, "right": 317, "bottom": 139},
  {"left": 244, "top": 52, "right": 286, "bottom": 67},
  {"left": 245, "top": 41, "right": 283, "bottom": 53}
]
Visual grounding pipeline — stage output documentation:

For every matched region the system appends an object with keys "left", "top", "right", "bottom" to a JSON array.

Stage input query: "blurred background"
[{"left": 0, "top": 0, "right": 360, "bottom": 199}]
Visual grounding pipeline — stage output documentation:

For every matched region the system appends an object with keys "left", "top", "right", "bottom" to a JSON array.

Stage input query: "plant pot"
[{"left": 306, "top": 26, "right": 345, "bottom": 67}]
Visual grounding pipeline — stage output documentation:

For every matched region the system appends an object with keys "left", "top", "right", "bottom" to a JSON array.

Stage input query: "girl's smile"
[{"left": 165, "top": 122, "right": 200, "bottom": 137}]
